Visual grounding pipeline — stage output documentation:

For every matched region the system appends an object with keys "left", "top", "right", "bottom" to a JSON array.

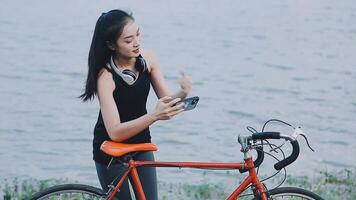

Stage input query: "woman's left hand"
[{"left": 179, "top": 72, "right": 192, "bottom": 96}]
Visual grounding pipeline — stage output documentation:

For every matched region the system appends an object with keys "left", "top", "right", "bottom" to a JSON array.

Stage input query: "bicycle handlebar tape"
[
  {"left": 251, "top": 132, "right": 281, "bottom": 140},
  {"left": 274, "top": 140, "right": 300, "bottom": 170},
  {"left": 239, "top": 146, "right": 264, "bottom": 173}
]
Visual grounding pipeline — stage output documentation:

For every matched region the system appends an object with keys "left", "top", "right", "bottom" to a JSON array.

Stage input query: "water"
[{"left": 1, "top": 0, "right": 355, "bottom": 190}]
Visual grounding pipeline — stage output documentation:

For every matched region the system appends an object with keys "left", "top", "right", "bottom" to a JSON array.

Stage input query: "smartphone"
[{"left": 179, "top": 96, "right": 199, "bottom": 111}]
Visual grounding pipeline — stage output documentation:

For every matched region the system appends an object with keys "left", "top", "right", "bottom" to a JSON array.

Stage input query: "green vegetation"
[
  {"left": 1, "top": 178, "right": 68, "bottom": 200},
  {"left": 284, "top": 169, "right": 356, "bottom": 200},
  {"left": 2, "top": 169, "right": 355, "bottom": 199}
]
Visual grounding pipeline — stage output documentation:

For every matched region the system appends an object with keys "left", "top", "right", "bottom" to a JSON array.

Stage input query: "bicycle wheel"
[
  {"left": 267, "top": 187, "right": 324, "bottom": 200},
  {"left": 30, "top": 184, "right": 104, "bottom": 200}
]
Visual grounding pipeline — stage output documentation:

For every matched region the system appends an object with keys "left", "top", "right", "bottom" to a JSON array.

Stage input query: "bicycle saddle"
[{"left": 100, "top": 141, "right": 158, "bottom": 157}]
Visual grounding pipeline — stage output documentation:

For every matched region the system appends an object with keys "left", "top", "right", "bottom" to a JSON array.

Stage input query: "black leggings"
[{"left": 95, "top": 151, "right": 157, "bottom": 200}]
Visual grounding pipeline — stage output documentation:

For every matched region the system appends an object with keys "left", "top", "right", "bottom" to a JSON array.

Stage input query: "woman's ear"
[{"left": 106, "top": 41, "right": 116, "bottom": 51}]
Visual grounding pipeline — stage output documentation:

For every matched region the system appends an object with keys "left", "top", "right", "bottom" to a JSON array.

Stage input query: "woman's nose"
[{"left": 133, "top": 37, "right": 140, "bottom": 48}]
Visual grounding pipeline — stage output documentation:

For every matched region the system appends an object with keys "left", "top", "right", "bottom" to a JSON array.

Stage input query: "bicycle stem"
[{"left": 238, "top": 135, "right": 252, "bottom": 159}]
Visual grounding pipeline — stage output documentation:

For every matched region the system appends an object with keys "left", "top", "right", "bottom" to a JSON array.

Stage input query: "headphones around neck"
[{"left": 107, "top": 55, "right": 147, "bottom": 85}]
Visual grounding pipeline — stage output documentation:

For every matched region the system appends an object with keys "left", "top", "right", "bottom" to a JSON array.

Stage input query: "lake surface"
[{"left": 1, "top": 0, "right": 355, "bottom": 190}]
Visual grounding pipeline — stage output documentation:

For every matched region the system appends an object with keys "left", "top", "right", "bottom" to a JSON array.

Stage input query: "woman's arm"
[
  {"left": 97, "top": 69, "right": 184, "bottom": 142},
  {"left": 143, "top": 50, "right": 192, "bottom": 99}
]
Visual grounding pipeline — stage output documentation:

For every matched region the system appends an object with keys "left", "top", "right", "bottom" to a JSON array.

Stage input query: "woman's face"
[{"left": 115, "top": 21, "right": 140, "bottom": 58}]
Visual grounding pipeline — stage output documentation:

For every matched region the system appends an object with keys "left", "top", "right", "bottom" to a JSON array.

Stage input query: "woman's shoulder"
[
  {"left": 97, "top": 67, "right": 115, "bottom": 91},
  {"left": 141, "top": 49, "right": 155, "bottom": 58},
  {"left": 140, "top": 49, "right": 158, "bottom": 72},
  {"left": 98, "top": 67, "right": 111, "bottom": 79}
]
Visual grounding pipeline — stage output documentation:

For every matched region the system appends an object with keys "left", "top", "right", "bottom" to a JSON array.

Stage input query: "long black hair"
[{"left": 80, "top": 9, "right": 134, "bottom": 102}]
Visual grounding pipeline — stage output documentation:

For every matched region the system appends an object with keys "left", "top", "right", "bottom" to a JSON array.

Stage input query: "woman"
[{"left": 80, "top": 9, "right": 192, "bottom": 199}]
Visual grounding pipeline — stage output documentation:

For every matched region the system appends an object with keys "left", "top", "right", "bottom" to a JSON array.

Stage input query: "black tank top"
[{"left": 93, "top": 56, "right": 151, "bottom": 164}]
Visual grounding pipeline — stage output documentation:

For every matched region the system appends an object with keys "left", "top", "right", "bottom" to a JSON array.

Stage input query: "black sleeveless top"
[{"left": 93, "top": 56, "right": 151, "bottom": 164}]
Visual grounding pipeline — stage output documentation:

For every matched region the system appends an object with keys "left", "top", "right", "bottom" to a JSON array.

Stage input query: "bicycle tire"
[
  {"left": 30, "top": 184, "right": 104, "bottom": 200},
  {"left": 266, "top": 187, "right": 324, "bottom": 200}
]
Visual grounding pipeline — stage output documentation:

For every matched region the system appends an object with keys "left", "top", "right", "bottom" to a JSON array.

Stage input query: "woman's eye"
[{"left": 125, "top": 40, "right": 132, "bottom": 44}]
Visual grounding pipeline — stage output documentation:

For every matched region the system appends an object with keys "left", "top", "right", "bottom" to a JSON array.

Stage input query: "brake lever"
[{"left": 292, "top": 127, "right": 315, "bottom": 152}]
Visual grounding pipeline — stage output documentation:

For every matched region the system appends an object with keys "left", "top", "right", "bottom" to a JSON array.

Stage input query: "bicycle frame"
[
  {"left": 106, "top": 157, "right": 268, "bottom": 200},
  {"left": 31, "top": 130, "right": 323, "bottom": 200}
]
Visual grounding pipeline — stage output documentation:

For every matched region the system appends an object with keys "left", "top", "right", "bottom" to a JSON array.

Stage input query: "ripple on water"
[
  {"left": 291, "top": 76, "right": 317, "bottom": 82},
  {"left": 251, "top": 35, "right": 267, "bottom": 40},
  {"left": 46, "top": 138, "right": 91, "bottom": 143},
  {"left": 320, "top": 140, "right": 349, "bottom": 146},
  {"left": 303, "top": 97, "right": 325, "bottom": 103},
  {"left": 28, "top": 150, "right": 62, "bottom": 156},
  {"left": 227, "top": 110, "right": 255, "bottom": 119},
  {"left": 256, "top": 87, "right": 300, "bottom": 96},
  {"left": 322, "top": 160, "right": 355, "bottom": 168},
  {"left": 263, "top": 63, "right": 295, "bottom": 71},
  {"left": 159, "top": 139, "right": 189, "bottom": 146},
  {"left": 0, "top": 73, "right": 27, "bottom": 80},
  {"left": 316, "top": 68, "right": 333, "bottom": 74},
  {"left": 238, "top": 73, "right": 255, "bottom": 78},
  {"left": 309, "top": 124, "right": 353, "bottom": 136},
  {"left": 193, "top": 81, "right": 204, "bottom": 86},
  {"left": 60, "top": 71, "right": 83, "bottom": 78},
  {"left": 326, "top": 54, "right": 339, "bottom": 59}
]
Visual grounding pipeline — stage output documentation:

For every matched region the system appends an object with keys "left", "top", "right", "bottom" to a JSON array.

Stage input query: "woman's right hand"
[{"left": 151, "top": 96, "right": 185, "bottom": 121}]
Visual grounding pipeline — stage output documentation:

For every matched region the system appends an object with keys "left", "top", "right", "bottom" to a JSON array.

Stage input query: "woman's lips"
[{"left": 133, "top": 49, "right": 140, "bottom": 54}]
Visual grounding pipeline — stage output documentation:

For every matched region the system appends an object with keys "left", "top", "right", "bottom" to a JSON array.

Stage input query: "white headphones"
[{"left": 107, "top": 55, "right": 147, "bottom": 85}]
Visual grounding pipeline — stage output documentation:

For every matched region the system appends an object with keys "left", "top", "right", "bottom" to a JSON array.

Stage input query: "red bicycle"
[{"left": 31, "top": 119, "right": 324, "bottom": 199}]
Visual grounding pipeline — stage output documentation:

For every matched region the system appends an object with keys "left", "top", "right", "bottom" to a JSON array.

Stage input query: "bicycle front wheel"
[
  {"left": 30, "top": 184, "right": 104, "bottom": 200},
  {"left": 267, "top": 187, "right": 324, "bottom": 200}
]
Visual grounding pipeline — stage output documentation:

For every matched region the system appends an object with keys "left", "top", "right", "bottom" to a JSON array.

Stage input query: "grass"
[
  {"left": 1, "top": 178, "right": 68, "bottom": 200},
  {"left": 1, "top": 169, "right": 355, "bottom": 199},
  {"left": 284, "top": 169, "right": 356, "bottom": 200}
]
